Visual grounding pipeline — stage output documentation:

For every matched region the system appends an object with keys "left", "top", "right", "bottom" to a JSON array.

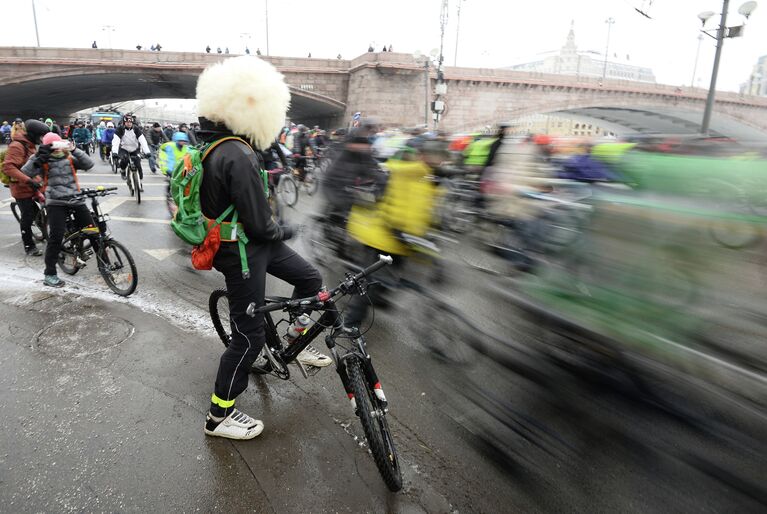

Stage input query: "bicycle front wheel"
[
  {"left": 97, "top": 239, "right": 138, "bottom": 296},
  {"left": 134, "top": 171, "right": 142, "bottom": 204},
  {"left": 347, "top": 356, "right": 402, "bottom": 492},
  {"left": 277, "top": 174, "right": 298, "bottom": 207}
]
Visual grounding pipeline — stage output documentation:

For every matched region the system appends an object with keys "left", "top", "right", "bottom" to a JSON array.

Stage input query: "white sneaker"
[
  {"left": 297, "top": 345, "right": 333, "bottom": 367},
  {"left": 204, "top": 409, "right": 264, "bottom": 440}
]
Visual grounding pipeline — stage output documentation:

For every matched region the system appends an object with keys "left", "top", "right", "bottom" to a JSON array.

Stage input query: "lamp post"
[
  {"left": 414, "top": 51, "right": 433, "bottom": 126},
  {"left": 699, "top": 1, "right": 758, "bottom": 134},
  {"left": 265, "top": 0, "right": 270, "bottom": 56},
  {"left": 32, "top": 0, "right": 40, "bottom": 47},
  {"left": 101, "top": 25, "right": 116, "bottom": 49},
  {"left": 602, "top": 17, "right": 615, "bottom": 82},
  {"left": 454, "top": 0, "right": 465, "bottom": 66},
  {"left": 691, "top": 33, "right": 704, "bottom": 87}
]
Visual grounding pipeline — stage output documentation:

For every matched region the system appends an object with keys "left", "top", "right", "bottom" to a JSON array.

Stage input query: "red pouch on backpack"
[{"left": 191, "top": 221, "right": 221, "bottom": 270}]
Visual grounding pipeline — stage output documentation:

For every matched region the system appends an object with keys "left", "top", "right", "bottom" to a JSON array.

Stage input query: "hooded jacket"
[
  {"left": 2, "top": 131, "right": 38, "bottom": 200},
  {"left": 22, "top": 148, "right": 94, "bottom": 206}
]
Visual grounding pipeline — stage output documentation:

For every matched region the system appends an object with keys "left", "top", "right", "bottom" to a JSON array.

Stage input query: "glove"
[
  {"left": 29, "top": 180, "right": 42, "bottom": 190},
  {"left": 34, "top": 144, "right": 53, "bottom": 167},
  {"left": 280, "top": 224, "right": 298, "bottom": 241}
]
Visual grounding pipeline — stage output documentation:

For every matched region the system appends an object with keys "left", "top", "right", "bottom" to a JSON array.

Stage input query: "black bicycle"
[
  {"left": 57, "top": 187, "right": 138, "bottom": 296},
  {"left": 11, "top": 192, "right": 48, "bottom": 242},
  {"left": 208, "top": 255, "right": 402, "bottom": 491},
  {"left": 126, "top": 157, "right": 142, "bottom": 204}
]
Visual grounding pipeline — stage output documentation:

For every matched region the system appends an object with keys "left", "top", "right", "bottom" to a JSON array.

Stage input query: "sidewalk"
[{"left": 0, "top": 280, "right": 433, "bottom": 513}]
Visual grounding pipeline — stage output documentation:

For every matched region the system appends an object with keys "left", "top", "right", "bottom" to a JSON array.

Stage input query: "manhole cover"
[{"left": 36, "top": 315, "right": 133, "bottom": 357}]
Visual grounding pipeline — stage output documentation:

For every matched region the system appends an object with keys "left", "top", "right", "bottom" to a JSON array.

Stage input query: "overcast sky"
[{"left": 3, "top": 0, "right": 765, "bottom": 93}]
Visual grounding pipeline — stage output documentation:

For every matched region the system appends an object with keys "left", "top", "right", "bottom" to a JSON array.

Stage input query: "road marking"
[
  {"left": 143, "top": 248, "right": 179, "bottom": 261},
  {"left": 79, "top": 182, "right": 167, "bottom": 187},
  {"left": 98, "top": 197, "right": 128, "bottom": 214},
  {"left": 109, "top": 215, "right": 169, "bottom": 225}
]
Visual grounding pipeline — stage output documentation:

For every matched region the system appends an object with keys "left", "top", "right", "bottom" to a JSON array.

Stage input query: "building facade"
[
  {"left": 507, "top": 23, "right": 656, "bottom": 83},
  {"left": 740, "top": 55, "right": 767, "bottom": 96}
]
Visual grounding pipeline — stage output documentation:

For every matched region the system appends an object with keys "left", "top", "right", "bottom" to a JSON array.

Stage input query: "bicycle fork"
[{"left": 328, "top": 330, "right": 388, "bottom": 413}]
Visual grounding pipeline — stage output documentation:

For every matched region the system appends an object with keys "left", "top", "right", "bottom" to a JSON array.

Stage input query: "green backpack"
[{"left": 169, "top": 136, "right": 267, "bottom": 279}]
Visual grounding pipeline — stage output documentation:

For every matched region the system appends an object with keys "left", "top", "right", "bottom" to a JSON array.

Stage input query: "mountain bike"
[
  {"left": 208, "top": 255, "right": 403, "bottom": 492},
  {"left": 10, "top": 191, "right": 48, "bottom": 242},
  {"left": 125, "top": 156, "right": 143, "bottom": 204},
  {"left": 57, "top": 187, "right": 138, "bottom": 296}
]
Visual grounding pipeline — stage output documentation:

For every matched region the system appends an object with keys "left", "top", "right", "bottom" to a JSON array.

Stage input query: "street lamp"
[
  {"left": 101, "top": 25, "right": 116, "bottom": 49},
  {"left": 31, "top": 0, "right": 40, "bottom": 47},
  {"left": 699, "top": 1, "right": 758, "bottom": 134},
  {"left": 602, "top": 17, "right": 615, "bottom": 82},
  {"left": 691, "top": 33, "right": 704, "bottom": 87}
]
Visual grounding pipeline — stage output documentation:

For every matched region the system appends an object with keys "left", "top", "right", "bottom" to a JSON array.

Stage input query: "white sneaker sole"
[
  {"left": 297, "top": 358, "right": 333, "bottom": 368},
  {"left": 204, "top": 422, "right": 264, "bottom": 440}
]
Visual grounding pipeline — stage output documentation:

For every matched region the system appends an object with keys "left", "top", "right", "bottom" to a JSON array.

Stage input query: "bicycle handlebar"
[
  {"left": 60, "top": 186, "right": 119, "bottom": 200},
  {"left": 246, "top": 254, "right": 393, "bottom": 317}
]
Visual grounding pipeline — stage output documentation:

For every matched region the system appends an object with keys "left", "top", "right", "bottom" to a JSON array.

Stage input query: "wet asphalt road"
[{"left": 1, "top": 158, "right": 765, "bottom": 513}]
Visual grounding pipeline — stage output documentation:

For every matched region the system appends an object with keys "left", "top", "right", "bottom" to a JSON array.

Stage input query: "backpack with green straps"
[{"left": 170, "top": 136, "right": 268, "bottom": 278}]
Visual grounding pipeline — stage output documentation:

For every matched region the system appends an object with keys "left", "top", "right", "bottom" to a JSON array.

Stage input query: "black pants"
[
  {"left": 118, "top": 149, "right": 143, "bottom": 179},
  {"left": 211, "top": 240, "right": 323, "bottom": 417},
  {"left": 45, "top": 203, "right": 94, "bottom": 276},
  {"left": 16, "top": 198, "right": 40, "bottom": 250}
]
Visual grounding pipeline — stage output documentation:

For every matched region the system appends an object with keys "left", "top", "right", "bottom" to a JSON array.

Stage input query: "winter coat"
[
  {"left": 148, "top": 128, "right": 167, "bottom": 146},
  {"left": 323, "top": 147, "right": 383, "bottom": 214},
  {"left": 2, "top": 132, "right": 38, "bottom": 200},
  {"left": 72, "top": 127, "right": 92, "bottom": 144},
  {"left": 101, "top": 127, "right": 115, "bottom": 144},
  {"left": 112, "top": 126, "right": 150, "bottom": 154},
  {"left": 347, "top": 158, "right": 438, "bottom": 255},
  {"left": 22, "top": 148, "right": 94, "bottom": 206},
  {"left": 158, "top": 142, "right": 189, "bottom": 176},
  {"left": 200, "top": 136, "right": 287, "bottom": 243}
]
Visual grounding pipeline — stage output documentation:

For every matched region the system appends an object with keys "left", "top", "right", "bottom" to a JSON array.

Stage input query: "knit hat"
[{"left": 42, "top": 132, "right": 62, "bottom": 146}]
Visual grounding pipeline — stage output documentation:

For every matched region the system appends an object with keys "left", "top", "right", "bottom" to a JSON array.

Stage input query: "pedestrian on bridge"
[
  {"left": 155, "top": 43, "right": 162, "bottom": 51},
  {"left": 136, "top": 44, "right": 142, "bottom": 51},
  {"left": 225, "top": 47, "right": 230, "bottom": 54},
  {"left": 256, "top": 48, "right": 261, "bottom": 55},
  {"left": 216, "top": 47, "right": 222, "bottom": 54},
  {"left": 92, "top": 41, "right": 97, "bottom": 49}
]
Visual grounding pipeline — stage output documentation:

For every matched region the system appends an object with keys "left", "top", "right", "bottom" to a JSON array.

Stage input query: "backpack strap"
[
  {"left": 200, "top": 136, "right": 260, "bottom": 280},
  {"left": 202, "top": 136, "right": 269, "bottom": 196}
]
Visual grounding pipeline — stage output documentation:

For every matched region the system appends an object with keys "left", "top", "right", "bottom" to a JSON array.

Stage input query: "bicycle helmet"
[
  {"left": 172, "top": 131, "right": 189, "bottom": 143},
  {"left": 24, "top": 119, "right": 50, "bottom": 144}
]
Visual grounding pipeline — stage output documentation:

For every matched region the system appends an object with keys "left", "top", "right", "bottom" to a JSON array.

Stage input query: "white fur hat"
[{"left": 196, "top": 56, "right": 290, "bottom": 149}]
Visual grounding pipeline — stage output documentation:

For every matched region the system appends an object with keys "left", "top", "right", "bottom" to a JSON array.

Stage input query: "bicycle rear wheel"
[
  {"left": 209, "top": 289, "right": 232, "bottom": 347},
  {"left": 97, "top": 239, "right": 138, "bottom": 296},
  {"left": 346, "top": 355, "right": 402, "bottom": 492},
  {"left": 57, "top": 238, "right": 81, "bottom": 275}
]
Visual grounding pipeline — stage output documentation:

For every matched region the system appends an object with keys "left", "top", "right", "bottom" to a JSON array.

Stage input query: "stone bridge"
[{"left": 1, "top": 47, "right": 766, "bottom": 135}]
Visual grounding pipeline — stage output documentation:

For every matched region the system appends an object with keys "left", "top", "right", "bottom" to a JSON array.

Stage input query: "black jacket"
[
  {"left": 200, "top": 136, "right": 285, "bottom": 243},
  {"left": 148, "top": 129, "right": 167, "bottom": 146}
]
